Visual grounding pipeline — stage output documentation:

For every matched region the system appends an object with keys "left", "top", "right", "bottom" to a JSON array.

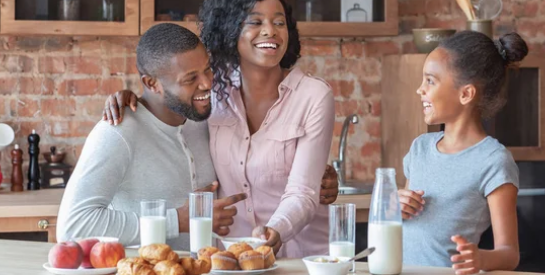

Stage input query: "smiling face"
[
  {"left": 237, "top": 0, "right": 289, "bottom": 69},
  {"left": 417, "top": 48, "right": 467, "bottom": 125},
  {"left": 157, "top": 43, "right": 213, "bottom": 121}
]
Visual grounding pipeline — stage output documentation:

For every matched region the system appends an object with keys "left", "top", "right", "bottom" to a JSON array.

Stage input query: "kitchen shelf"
[
  {"left": 141, "top": 0, "right": 398, "bottom": 37},
  {"left": 0, "top": 0, "right": 140, "bottom": 36}
]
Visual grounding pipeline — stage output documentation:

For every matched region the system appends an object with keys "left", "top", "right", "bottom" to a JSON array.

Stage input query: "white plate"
[
  {"left": 209, "top": 264, "right": 279, "bottom": 275},
  {"left": 43, "top": 263, "right": 117, "bottom": 275}
]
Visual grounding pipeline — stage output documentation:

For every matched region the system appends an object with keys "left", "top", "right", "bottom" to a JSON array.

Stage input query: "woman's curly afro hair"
[{"left": 198, "top": 0, "right": 301, "bottom": 100}]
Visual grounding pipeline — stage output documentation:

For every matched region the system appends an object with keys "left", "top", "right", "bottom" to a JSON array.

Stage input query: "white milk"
[
  {"left": 329, "top": 241, "right": 355, "bottom": 257},
  {"left": 190, "top": 217, "right": 212, "bottom": 254},
  {"left": 368, "top": 222, "right": 402, "bottom": 275},
  {"left": 140, "top": 216, "right": 166, "bottom": 246}
]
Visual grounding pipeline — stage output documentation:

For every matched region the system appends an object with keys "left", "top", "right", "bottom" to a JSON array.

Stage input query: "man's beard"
[{"left": 163, "top": 89, "right": 211, "bottom": 122}]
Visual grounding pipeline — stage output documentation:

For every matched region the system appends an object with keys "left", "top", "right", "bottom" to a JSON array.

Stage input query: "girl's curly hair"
[{"left": 198, "top": 0, "right": 301, "bottom": 100}]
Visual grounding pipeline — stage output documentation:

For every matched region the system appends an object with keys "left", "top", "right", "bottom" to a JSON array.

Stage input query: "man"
[{"left": 57, "top": 23, "right": 246, "bottom": 250}]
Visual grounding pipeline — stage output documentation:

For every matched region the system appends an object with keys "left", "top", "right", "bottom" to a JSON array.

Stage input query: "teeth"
[
  {"left": 256, "top": 43, "right": 278, "bottom": 49},
  {"left": 423, "top": 102, "right": 432, "bottom": 107},
  {"left": 194, "top": 92, "right": 211, "bottom": 101}
]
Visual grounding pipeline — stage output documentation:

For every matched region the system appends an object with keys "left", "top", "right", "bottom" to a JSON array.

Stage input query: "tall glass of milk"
[
  {"left": 189, "top": 192, "right": 213, "bottom": 259},
  {"left": 140, "top": 199, "right": 166, "bottom": 247},
  {"left": 329, "top": 203, "right": 356, "bottom": 271},
  {"left": 368, "top": 168, "right": 403, "bottom": 275}
]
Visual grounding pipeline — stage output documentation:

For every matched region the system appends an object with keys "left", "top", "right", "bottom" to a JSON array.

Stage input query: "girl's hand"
[
  {"left": 102, "top": 90, "right": 138, "bottom": 125},
  {"left": 451, "top": 235, "right": 482, "bottom": 275},
  {"left": 397, "top": 189, "right": 425, "bottom": 219}
]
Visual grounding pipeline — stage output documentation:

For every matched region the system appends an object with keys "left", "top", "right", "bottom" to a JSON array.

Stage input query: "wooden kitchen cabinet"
[
  {"left": 0, "top": 217, "right": 57, "bottom": 242},
  {"left": 382, "top": 54, "right": 545, "bottom": 185},
  {"left": 140, "top": 0, "right": 398, "bottom": 37},
  {"left": 140, "top": 0, "right": 201, "bottom": 35},
  {"left": 0, "top": 189, "right": 63, "bottom": 243},
  {"left": 0, "top": 0, "right": 140, "bottom": 35}
]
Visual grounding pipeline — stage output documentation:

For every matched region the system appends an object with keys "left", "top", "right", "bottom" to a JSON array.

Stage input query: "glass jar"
[{"left": 346, "top": 3, "right": 368, "bottom": 22}]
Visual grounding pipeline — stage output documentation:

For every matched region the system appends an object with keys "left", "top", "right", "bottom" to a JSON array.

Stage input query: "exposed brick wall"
[{"left": 1, "top": 0, "right": 544, "bottom": 186}]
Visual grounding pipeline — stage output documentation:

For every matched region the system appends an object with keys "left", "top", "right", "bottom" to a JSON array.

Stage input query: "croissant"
[
  {"left": 117, "top": 257, "right": 156, "bottom": 275},
  {"left": 153, "top": 260, "right": 186, "bottom": 275},
  {"left": 139, "top": 244, "right": 180, "bottom": 265},
  {"left": 179, "top": 257, "right": 212, "bottom": 275}
]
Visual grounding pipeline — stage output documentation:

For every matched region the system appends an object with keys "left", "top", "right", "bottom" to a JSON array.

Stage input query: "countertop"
[
  {"left": 0, "top": 188, "right": 63, "bottom": 218},
  {"left": 0, "top": 240, "right": 542, "bottom": 275}
]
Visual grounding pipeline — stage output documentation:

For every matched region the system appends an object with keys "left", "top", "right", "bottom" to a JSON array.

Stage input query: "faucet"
[{"left": 333, "top": 114, "right": 359, "bottom": 188}]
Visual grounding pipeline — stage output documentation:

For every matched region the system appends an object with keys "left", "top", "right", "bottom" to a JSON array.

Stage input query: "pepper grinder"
[
  {"left": 27, "top": 129, "right": 40, "bottom": 190},
  {"left": 11, "top": 144, "right": 24, "bottom": 192}
]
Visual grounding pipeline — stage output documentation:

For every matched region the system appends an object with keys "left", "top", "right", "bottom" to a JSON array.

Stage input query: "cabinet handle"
[{"left": 38, "top": 219, "right": 56, "bottom": 230}]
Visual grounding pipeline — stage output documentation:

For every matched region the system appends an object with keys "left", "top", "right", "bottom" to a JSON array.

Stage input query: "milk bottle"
[{"left": 368, "top": 168, "right": 402, "bottom": 274}]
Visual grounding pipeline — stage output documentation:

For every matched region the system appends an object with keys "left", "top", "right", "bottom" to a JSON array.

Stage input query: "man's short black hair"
[{"left": 136, "top": 23, "right": 201, "bottom": 78}]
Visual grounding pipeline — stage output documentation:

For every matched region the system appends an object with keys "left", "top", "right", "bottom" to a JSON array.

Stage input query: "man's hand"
[
  {"left": 252, "top": 226, "right": 282, "bottom": 255},
  {"left": 320, "top": 165, "right": 338, "bottom": 205},
  {"left": 177, "top": 181, "right": 247, "bottom": 236}
]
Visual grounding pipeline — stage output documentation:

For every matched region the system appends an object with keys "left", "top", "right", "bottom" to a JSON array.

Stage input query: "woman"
[
  {"left": 399, "top": 31, "right": 527, "bottom": 274},
  {"left": 103, "top": 0, "right": 336, "bottom": 258}
]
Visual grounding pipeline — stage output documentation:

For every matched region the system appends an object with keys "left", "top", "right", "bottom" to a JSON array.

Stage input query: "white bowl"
[
  {"left": 0, "top": 123, "right": 14, "bottom": 151},
  {"left": 302, "top": 256, "right": 352, "bottom": 275},
  {"left": 220, "top": 237, "right": 267, "bottom": 250}
]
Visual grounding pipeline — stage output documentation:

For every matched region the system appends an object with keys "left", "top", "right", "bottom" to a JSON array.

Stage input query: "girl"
[
  {"left": 102, "top": 0, "right": 336, "bottom": 258},
  {"left": 399, "top": 31, "right": 528, "bottom": 275}
]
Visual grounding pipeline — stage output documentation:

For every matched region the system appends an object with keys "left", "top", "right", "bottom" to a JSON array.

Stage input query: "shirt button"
[
  {"left": 192, "top": 173, "right": 196, "bottom": 179},
  {"left": 191, "top": 157, "right": 194, "bottom": 163},
  {"left": 244, "top": 183, "right": 248, "bottom": 187},
  {"left": 240, "top": 161, "right": 243, "bottom": 165},
  {"left": 248, "top": 208, "right": 253, "bottom": 212},
  {"left": 245, "top": 137, "right": 249, "bottom": 140}
]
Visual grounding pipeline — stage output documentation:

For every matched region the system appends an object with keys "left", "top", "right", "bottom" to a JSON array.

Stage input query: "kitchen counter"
[
  {"left": 0, "top": 189, "right": 63, "bottom": 242},
  {"left": 1, "top": 240, "right": 543, "bottom": 275},
  {"left": 0, "top": 189, "right": 371, "bottom": 243},
  {"left": 0, "top": 189, "right": 371, "bottom": 218},
  {"left": 0, "top": 189, "right": 63, "bottom": 218}
]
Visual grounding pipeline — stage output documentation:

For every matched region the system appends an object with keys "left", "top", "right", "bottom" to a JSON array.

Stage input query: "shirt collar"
[{"left": 279, "top": 67, "right": 305, "bottom": 94}]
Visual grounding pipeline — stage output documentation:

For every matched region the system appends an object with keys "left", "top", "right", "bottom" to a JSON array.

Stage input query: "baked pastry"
[
  {"left": 227, "top": 242, "right": 253, "bottom": 259},
  {"left": 139, "top": 244, "right": 180, "bottom": 265},
  {"left": 179, "top": 257, "right": 212, "bottom": 275},
  {"left": 211, "top": 251, "right": 238, "bottom": 270},
  {"left": 153, "top": 260, "right": 185, "bottom": 275},
  {"left": 197, "top": 246, "right": 219, "bottom": 262},
  {"left": 238, "top": 250, "right": 264, "bottom": 270},
  {"left": 117, "top": 257, "right": 155, "bottom": 275},
  {"left": 255, "top": 246, "right": 275, "bottom": 268}
]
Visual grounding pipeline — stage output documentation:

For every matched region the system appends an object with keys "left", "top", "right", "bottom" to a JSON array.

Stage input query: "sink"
[{"left": 338, "top": 181, "right": 374, "bottom": 195}]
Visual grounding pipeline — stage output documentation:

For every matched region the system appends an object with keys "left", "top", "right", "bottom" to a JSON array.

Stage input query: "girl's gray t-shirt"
[{"left": 402, "top": 132, "right": 519, "bottom": 267}]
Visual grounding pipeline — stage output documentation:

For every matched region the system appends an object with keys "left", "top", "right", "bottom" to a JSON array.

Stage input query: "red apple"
[
  {"left": 90, "top": 242, "right": 125, "bottom": 268},
  {"left": 48, "top": 241, "right": 84, "bottom": 269},
  {"left": 76, "top": 238, "right": 100, "bottom": 268}
]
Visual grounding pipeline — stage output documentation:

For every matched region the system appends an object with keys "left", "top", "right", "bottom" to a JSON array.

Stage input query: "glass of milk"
[
  {"left": 189, "top": 192, "right": 213, "bottom": 259},
  {"left": 140, "top": 199, "right": 166, "bottom": 247},
  {"left": 368, "top": 168, "right": 403, "bottom": 275},
  {"left": 329, "top": 203, "right": 356, "bottom": 272}
]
